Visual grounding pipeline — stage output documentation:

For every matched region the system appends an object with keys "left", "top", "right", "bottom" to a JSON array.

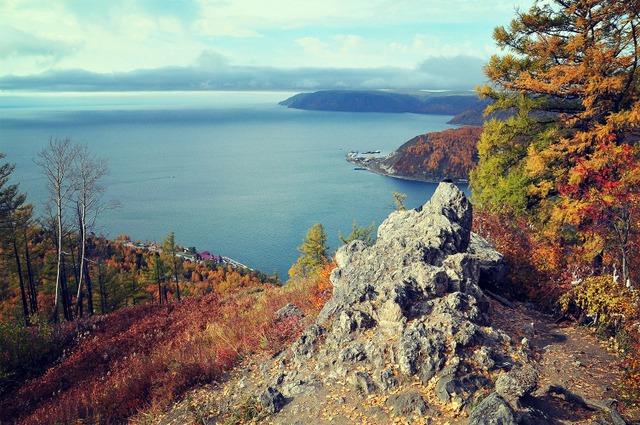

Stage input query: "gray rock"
[
  {"left": 335, "top": 240, "right": 366, "bottom": 268},
  {"left": 332, "top": 310, "right": 375, "bottom": 340},
  {"left": 468, "top": 233, "right": 508, "bottom": 288},
  {"left": 338, "top": 343, "right": 367, "bottom": 362},
  {"left": 495, "top": 366, "right": 538, "bottom": 407},
  {"left": 468, "top": 393, "right": 517, "bottom": 425},
  {"left": 351, "top": 371, "right": 376, "bottom": 395},
  {"left": 474, "top": 346, "right": 496, "bottom": 370},
  {"left": 259, "top": 387, "right": 286, "bottom": 414},
  {"left": 385, "top": 391, "right": 430, "bottom": 416},
  {"left": 255, "top": 182, "right": 523, "bottom": 415},
  {"left": 427, "top": 182, "right": 473, "bottom": 251},
  {"left": 291, "top": 324, "right": 324, "bottom": 359},
  {"left": 435, "top": 373, "right": 460, "bottom": 403},
  {"left": 419, "top": 357, "right": 444, "bottom": 384},
  {"left": 376, "top": 368, "right": 398, "bottom": 391},
  {"left": 275, "top": 303, "right": 304, "bottom": 321}
]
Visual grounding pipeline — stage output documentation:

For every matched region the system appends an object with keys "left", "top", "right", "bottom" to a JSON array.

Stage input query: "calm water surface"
[{"left": 0, "top": 91, "right": 459, "bottom": 278}]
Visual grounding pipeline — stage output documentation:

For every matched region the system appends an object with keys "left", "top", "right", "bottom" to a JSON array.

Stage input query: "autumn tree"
[
  {"left": 473, "top": 0, "right": 640, "bottom": 285},
  {"left": 289, "top": 223, "right": 329, "bottom": 279},
  {"left": 161, "top": 232, "right": 182, "bottom": 301}
]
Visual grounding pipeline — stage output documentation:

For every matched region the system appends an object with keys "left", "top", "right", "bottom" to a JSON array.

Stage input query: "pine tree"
[
  {"left": 339, "top": 221, "right": 375, "bottom": 246},
  {"left": 161, "top": 232, "right": 182, "bottom": 300},
  {"left": 289, "top": 223, "right": 328, "bottom": 279},
  {"left": 0, "top": 153, "right": 32, "bottom": 325}
]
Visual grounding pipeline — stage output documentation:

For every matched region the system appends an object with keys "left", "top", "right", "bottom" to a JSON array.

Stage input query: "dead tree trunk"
[
  {"left": 98, "top": 259, "right": 107, "bottom": 313},
  {"left": 12, "top": 238, "right": 30, "bottom": 326},
  {"left": 60, "top": 258, "right": 72, "bottom": 321},
  {"left": 23, "top": 226, "right": 37, "bottom": 313}
]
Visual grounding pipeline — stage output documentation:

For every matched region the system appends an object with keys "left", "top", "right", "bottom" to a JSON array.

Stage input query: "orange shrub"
[
  {"left": 473, "top": 210, "right": 569, "bottom": 305},
  {"left": 621, "top": 334, "right": 640, "bottom": 408}
]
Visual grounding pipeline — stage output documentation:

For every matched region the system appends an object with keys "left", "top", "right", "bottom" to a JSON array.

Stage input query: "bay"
[{"left": 0, "top": 91, "right": 459, "bottom": 278}]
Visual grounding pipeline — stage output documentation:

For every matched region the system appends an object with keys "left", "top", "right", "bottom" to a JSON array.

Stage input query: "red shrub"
[
  {"left": 1, "top": 264, "right": 335, "bottom": 424},
  {"left": 473, "top": 210, "right": 569, "bottom": 305}
]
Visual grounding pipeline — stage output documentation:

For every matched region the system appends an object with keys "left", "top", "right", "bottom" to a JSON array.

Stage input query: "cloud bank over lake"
[
  {"left": 0, "top": 55, "right": 486, "bottom": 92},
  {"left": 0, "top": 0, "right": 530, "bottom": 91}
]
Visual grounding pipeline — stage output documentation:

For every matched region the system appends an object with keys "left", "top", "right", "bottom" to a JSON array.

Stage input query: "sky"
[{"left": 0, "top": 0, "right": 533, "bottom": 91}]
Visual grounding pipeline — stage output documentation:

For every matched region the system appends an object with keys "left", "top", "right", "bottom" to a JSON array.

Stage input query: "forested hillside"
[
  {"left": 384, "top": 126, "right": 482, "bottom": 181},
  {"left": 280, "top": 90, "right": 485, "bottom": 115}
]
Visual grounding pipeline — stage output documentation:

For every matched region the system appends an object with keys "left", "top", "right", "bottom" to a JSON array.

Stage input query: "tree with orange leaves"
[{"left": 473, "top": 0, "right": 640, "bottom": 285}]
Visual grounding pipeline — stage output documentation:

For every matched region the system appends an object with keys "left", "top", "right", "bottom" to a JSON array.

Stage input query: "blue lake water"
[{"left": 0, "top": 91, "right": 459, "bottom": 278}]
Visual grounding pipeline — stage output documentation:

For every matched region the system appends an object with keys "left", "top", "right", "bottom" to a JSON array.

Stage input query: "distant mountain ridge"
[{"left": 280, "top": 90, "right": 488, "bottom": 116}]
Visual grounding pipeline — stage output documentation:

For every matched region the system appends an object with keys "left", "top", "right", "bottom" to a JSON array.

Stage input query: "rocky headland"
[{"left": 347, "top": 127, "right": 482, "bottom": 183}]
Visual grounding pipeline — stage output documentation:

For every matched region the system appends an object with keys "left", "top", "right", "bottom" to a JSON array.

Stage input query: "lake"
[{"left": 0, "top": 91, "right": 459, "bottom": 279}]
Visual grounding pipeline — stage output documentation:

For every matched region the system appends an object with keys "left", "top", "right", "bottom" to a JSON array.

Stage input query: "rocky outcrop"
[
  {"left": 275, "top": 303, "right": 304, "bottom": 322},
  {"left": 252, "top": 182, "right": 537, "bottom": 422}
]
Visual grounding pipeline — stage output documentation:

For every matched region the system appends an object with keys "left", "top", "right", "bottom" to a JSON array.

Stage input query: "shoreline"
[
  {"left": 347, "top": 156, "right": 468, "bottom": 185},
  {"left": 121, "top": 239, "right": 254, "bottom": 272}
]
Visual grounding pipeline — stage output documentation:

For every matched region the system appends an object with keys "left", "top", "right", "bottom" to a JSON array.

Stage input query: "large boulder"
[
  {"left": 257, "top": 183, "right": 524, "bottom": 416},
  {"left": 259, "top": 387, "right": 286, "bottom": 414},
  {"left": 495, "top": 366, "right": 538, "bottom": 408}
]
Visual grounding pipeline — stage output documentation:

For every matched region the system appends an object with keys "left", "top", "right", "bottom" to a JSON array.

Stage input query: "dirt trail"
[
  {"left": 491, "top": 299, "right": 625, "bottom": 424},
  {"left": 151, "top": 300, "right": 627, "bottom": 425}
]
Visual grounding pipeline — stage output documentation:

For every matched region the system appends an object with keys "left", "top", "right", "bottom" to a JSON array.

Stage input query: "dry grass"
[{"left": 0, "top": 264, "right": 334, "bottom": 424}]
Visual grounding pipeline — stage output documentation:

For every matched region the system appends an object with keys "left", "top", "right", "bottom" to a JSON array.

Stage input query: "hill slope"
[
  {"left": 348, "top": 126, "right": 482, "bottom": 182},
  {"left": 0, "top": 269, "right": 332, "bottom": 424},
  {"left": 157, "top": 183, "right": 629, "bottom": 424},
  {"left": 280, "top": 90, "right": 486, "bottom": 115}
]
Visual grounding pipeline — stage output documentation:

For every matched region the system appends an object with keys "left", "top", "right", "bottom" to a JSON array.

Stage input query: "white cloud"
[
  {"left": 0, "top": 0, "right": 533, "bottom": 77},
  {"left": 287, "top": 33, "right": 484, "bottom": 69},
  {"left": 0, "top": 0, "right": 202, "bottom": 75},
  {"left": 192, "top": 0, "right": 532, "bottom": 33},
  {"left": 388, "top": 34, "right": 482, "bottom": 59}
]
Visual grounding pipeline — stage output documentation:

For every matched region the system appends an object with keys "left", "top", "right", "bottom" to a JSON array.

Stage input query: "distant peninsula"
[
  {"left": 279, "top": 90, "right": 489, "bottom": 116},
  {"left": 347, "top": 126, "right": 482, "bottom": 183}
]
